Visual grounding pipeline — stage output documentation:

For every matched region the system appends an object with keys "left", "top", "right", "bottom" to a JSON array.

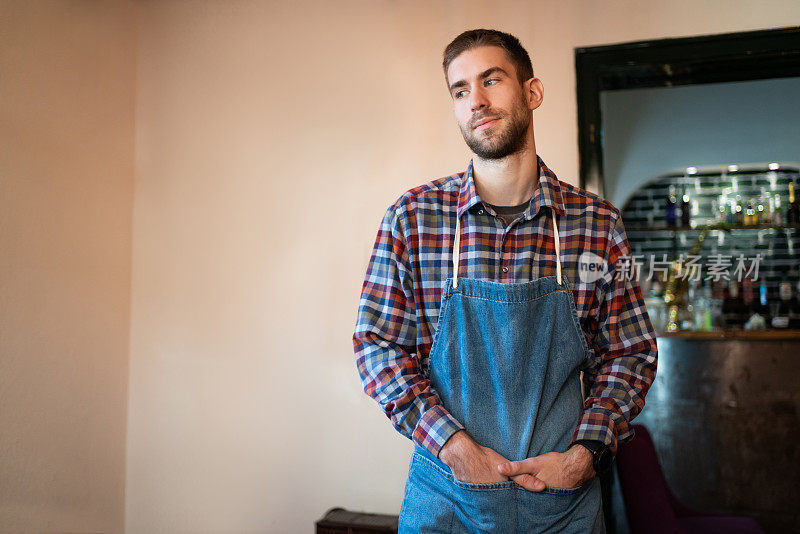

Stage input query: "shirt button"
[
  {"left": 478, "top": 209, "right": 484, "bottom": 215},
  {"left": 502, "top": 266, "right": 509, "bottom": 273}
]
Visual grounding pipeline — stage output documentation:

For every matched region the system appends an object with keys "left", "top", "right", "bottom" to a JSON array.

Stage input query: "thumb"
[
  {"left": 511, "top": 473, "right": 546, "bottom": 492},
  {"left": 497, "top": 459, "right": 546, "bottom": 492},
  {"left": 496, "top": 458, "right": 538, "bottom": 477}
]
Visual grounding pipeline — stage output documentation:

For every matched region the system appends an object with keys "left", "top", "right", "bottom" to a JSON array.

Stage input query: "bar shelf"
[
  {"left": 626, "top": 223, "right": 800, "bottom": 232},
  {"left": 658, "top": 329, "right": 800, "bottom": 340}
]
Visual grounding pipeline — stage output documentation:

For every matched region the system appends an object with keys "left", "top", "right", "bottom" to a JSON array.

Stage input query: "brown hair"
[{"left": 442, "top": 29, "right": 534, "bottom": 87}]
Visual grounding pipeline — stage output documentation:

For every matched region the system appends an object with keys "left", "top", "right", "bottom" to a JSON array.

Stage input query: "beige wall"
[
  {"left": 3, "top": 1, "right": 800, "bottom": 533},
  {"left": 127, "top": 1, "right": 800, "bottom": 533},
  {"left": 0, "top": 1, "right": 137, "bottom": 533}
]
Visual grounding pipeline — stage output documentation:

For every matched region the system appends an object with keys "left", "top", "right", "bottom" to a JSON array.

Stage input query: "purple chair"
[{"left": 615, "top": 424, "right": 764, "bottom": 534}]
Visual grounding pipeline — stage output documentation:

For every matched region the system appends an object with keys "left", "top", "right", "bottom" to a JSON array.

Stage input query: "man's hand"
[
  {"left": 496, "top": 444, "right": 595, "bottom": 492},
  {"left": 439, "top": 430, "right": 514, "bottom": 484}
]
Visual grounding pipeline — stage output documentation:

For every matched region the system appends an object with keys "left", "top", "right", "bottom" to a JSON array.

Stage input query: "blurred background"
[{"left": 2, "top": 1, "right": 800, "bottom": 533}]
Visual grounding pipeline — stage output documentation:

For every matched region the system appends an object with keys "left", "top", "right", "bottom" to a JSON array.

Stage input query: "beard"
[{"left": 460, "top": 95, "right": 531, "bottom": 160}]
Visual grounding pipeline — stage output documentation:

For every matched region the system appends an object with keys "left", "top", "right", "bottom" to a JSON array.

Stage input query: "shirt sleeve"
[
  {"left": 353, "top": 205, "right": 464, "bottom": 457},
  {"left": 570, "top": 212, "right": 658, "bottom": 456}
]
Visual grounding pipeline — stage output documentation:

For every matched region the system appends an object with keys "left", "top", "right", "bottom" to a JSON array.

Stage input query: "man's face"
[{"left": 446, "top": 46, "right": 538, "bottom": 160}]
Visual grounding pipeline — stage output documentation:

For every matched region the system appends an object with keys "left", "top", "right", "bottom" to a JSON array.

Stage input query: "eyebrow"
[{"left": 448, "top": 66, "right": 510, "bottom": 94}]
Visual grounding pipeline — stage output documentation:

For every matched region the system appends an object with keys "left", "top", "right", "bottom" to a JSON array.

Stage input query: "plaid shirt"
[{"left": 353, "top": 155, "right": 657, "bottom": 459}]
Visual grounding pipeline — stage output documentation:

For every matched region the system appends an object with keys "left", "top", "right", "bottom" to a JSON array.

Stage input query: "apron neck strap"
[
  {"left": 452, "top": 211, "right": 462, "bottom": 288},
  {"left": 452, "top": 207, "right": 563, "bottom": 288},
  {"left": 551, "top": 208, "right": 562, "bottom": 285}
]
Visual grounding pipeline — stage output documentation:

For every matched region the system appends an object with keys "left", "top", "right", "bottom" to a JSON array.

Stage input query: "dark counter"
[{"left": 613, "top": 336, "right": 800, "bottom": 533}]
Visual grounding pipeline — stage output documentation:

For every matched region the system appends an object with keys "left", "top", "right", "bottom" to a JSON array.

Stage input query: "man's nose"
[{"left": 469, "top": 86, "right": 490, "bottom": 112}]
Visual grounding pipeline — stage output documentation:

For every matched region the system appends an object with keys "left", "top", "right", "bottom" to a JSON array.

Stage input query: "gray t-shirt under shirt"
[{"left": 485, "top": 198, "right": 531, "bottom": 227}]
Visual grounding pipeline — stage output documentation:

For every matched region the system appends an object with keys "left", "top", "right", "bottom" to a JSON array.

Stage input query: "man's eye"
[
  {"left": 455, "top": 90, "right": 467, "bottom": 99},
  {"left": 486, "top": 79, "right": 499, "bottom": 86}
]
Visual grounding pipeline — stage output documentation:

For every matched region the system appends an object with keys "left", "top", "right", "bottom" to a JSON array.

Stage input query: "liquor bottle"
[
  {"left": 793, "top": 178, "right": 800, "bottom": 223},
  {"left": 742, "top": 277, "right": 755, "bottom": 315},
  {"left": 772, "top": 278, "right": 792, "bottom": 329},
  {"left": 711, "top": 279, "right": 726, "bottom": 329},
  {"left": 713, "top": 199, "right": 726, "bottom": 224},
  {"left": 683, "top": 278, "right": 698, "bottom": 330},
  {"left": 792, "top": 264, "right": 800, "bottom": 329},
  {"left": 743, "top": 199, "right": 757, "bottom": 226},
  {"left": 758, "top": 279, "right": 771, "bottom": 324},
  {"left": 693, "top": 279, "right": 713, "bottom": 331},
  {"left": 788, "top": 180, "right": 798, "bottom": 224},
  {"left": 760, "top": 190, "right": 772, "bottom": 225},
  {"left": 680, "top": 187, "right": 691, "bottom": 227},
  {"left": 722, "top": 279, "right": 743, "bottom": 328},
  {"left": 712, "top": 279, "right": 726, "bottom": 300},
  {"left": 743, "top": 277, "right": 768, "bottom": 329},
  {"left": 734, "top": 195, "right": 744, "bottom": 225},
  {"left": 774, "top": 194, "right": 783, "bottom": 226},
  {"left": 644, "top": 280, "right": 666, "bottom": 334},
  {"left": 666, "top": 185, "right": 678, "bottom": 227}
]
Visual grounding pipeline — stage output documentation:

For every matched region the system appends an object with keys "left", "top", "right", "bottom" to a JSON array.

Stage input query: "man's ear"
[{"left": 526, "top": 78, "right": 544, "bottom": 111}]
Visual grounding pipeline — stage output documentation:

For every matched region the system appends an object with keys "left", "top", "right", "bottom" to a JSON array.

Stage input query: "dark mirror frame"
[{"left": 575, "top": 26, "right": 800, "bottom": 197}]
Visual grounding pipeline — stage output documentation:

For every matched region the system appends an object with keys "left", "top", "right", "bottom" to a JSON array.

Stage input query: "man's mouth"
[{"left": 474, "top": 117, "right": 500, "bottom": 130}]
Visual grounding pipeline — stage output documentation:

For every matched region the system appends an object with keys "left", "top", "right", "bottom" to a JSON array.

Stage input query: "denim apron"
[{"left": 398, "top": 208, "right": 604, "bottom": 533}]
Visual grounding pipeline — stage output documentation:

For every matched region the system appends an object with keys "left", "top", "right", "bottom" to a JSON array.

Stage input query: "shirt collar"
[{"left": 457, "top": 155, "right": 566, "bottom": 219}]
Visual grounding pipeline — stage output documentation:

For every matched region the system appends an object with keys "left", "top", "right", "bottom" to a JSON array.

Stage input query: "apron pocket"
[
  {"left": 409, "top": 452, "right": 517, "bottom": 532},
  {"left": 541, "top": 484, "right": 583, "bottom": 495},
  {"left": 452, "top": 478, "right": 517, "bottom": 491},
  {"left": 398, "top": 454, "right": 455, "bottom": 533},
  {"left": 515, "top": 477, "right": 604, "bottom": 533},
  {"left": 451, "top": 479, "right": 515, "bottom": 532}
]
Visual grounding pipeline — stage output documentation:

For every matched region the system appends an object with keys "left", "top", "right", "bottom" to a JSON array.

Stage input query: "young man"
[{"left": 353, "top": 29, "right": 657, "bottom": 533}]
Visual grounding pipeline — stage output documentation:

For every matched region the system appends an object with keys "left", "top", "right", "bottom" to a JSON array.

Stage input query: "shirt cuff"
[
  {"left": 412, "top": 404, "right": 464, "bottom": 458},
  {"left": 570, "top": 410, "right": 618, "bottom": 456}
]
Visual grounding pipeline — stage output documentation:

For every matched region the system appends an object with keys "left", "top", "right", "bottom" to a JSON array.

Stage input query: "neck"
[{"left": 472, "top": 128, "right": 538, "bottom": 207}]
